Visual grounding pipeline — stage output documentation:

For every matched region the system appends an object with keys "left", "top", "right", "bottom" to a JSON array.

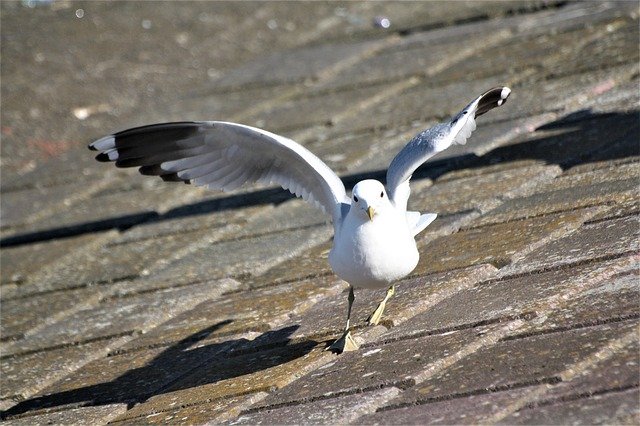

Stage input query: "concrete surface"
[{"left": 1, "top": 0, "right": 639, "bottom": 424}]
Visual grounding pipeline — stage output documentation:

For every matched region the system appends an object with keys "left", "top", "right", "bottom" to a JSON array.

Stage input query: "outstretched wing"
[
  {"left": 89, "top": 121, "right": 349, "bottom": 224},
  {"left": 385, "top": 87, "right": 511, "bottom": 210}
]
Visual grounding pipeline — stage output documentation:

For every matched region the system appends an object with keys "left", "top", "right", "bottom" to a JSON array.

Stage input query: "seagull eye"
[
  {"left": 354, "top": 195, "right": 359, "bottom": 202},
  {"left": 380, "top": 191, "right": 384, "bottom": 198}
]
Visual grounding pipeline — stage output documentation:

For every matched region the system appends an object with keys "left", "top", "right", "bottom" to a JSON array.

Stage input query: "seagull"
[{"left": 89, "top": 87, "right": 511, "bottom": 353}]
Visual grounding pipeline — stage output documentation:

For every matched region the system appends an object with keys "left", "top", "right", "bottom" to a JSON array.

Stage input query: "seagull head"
[{"left": 351, "top": 179, "right": 392, "bottom": 221}]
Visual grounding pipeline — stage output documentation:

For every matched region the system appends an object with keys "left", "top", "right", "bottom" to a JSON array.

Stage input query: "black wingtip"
[
  {"left": 476, "top": 86, "right": 511, "bottom": 117},
  {"left": 95, "top": 153, "right": 111, "bottom": 162},
  {"left": 160, "top": 173, "right": 183, "bottom": 182}
]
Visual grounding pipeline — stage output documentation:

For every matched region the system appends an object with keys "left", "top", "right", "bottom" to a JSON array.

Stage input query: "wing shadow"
[{"left": 1, "top": 322, "right": 317, "bottom": 419}]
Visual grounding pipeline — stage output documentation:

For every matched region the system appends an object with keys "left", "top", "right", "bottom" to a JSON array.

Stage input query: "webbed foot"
[
  {"left": 367, "top": 285, "right": 395, "bottom": 326},
  {"left": 367, "top": 301, "right": 387, "bottom": 326},
  {"left": 327, "top": 330, "right": 359, "bottom": 353}
]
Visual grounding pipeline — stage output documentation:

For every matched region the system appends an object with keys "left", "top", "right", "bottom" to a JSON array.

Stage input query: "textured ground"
[{"left": 1, "top": 0, "right": 639, "bottom": 424}]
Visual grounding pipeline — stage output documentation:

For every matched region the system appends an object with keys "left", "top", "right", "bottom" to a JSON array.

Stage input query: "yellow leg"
[
  {"left": 328, "top": 286, "right": 359, "bottom": 353},
  {"left": 367, "top": 285, "right": 395, "bottom": 326}
]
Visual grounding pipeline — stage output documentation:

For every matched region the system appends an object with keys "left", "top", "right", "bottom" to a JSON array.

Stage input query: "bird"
[{"left": 89, "top": 86, "right": 511, "bottom": 353}]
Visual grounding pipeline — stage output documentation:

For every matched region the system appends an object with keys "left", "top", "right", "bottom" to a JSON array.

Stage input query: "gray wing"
[
  {"left": 386, "top": 87, "right": 511, "bottom": 210},
  {"left": 89, "top": 121, "right": 350, "bottom": 224}
]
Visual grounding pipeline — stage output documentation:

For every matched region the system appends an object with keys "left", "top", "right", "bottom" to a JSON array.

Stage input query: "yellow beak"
[{"left": 366, "top": 206, "right": 375, "bottom": 221}]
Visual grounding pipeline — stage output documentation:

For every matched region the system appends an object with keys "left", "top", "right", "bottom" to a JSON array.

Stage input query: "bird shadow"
[
  {"left": 0, "top": 322, "right": 319, "bottom": 419},
  {"left": 1, "top": 108, "right": 637, "bottom": 249}
]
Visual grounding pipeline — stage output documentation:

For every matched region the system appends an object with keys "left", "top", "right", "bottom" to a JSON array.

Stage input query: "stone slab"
[
  {"left": 471, "top": 162, "right": 639, "bottom": 226},
  {"left": 471, "top": 179, "right": 636, "bottom": 227},
  {"left": 112, "top": 191, "right": 270, "bottom": 244},
  {"left": 578, "top": 132, "right": 640, "bottom": 168},
  {"left": 390, "top": 320, "right": 637, "bottom": 405},
  {"left": 0, "top": 286, "right": 103, "bottom": 343},
  {"left": 527, "top": 154, "right": 639, "bottom": 188},
  {"left": 434, "top": 15, "right": 638, "bottom": 87},
  {"left": 493, "top": 63, "right": 638, "bottom": 125},
  {"left": 415, "top": 209, "right": 596, "bottom": 274},
  {"left": 501, "top": 215, "right": 639, "bottom": 274},
  {"left": 117, "top": 343, "right": 332, "bottom": 421},
  {"left": 509, "top": 258, "right": 639, "bottom": 338},
  {"left": 409, "top": 164, "right": 560, "bottom": 215},
  {"left": 539, "top": 336, "right": 640, "bottom": 405},
  {"left": 267, "top": 265, "right": 497, "bottom": 346},
  {"left": 151, "top": 225, "right": 329, "bottom": 284},
  {"left": 311, "top": 4, "right": 564, "bottom": 93},
  {"left": 328, "top": 64, "right": 600, "bottom": 138},
  {"left": 322, "top": 57, "right": 636, "bottom": 157},
  {"left": 1, "top": 403, "right": 127, "bottom": 425},
  {"left": 4, "top": 182, "right": 189, "bottom": 241},
  {"left": 16, "top": 225, "right": 231, "bottom": 296},
  {"left": 111, "top": 393, "right": 267, "bottom": 425},
  {"left": 379, "top": 257, "right": 633, "bottom": 343},
  {"left": 212, "top": 39, "right": 386, "bottom": 90},
  {"left": 500, "top": 388, "right": 640, "bottom": 425},
  {"left": 230, "top": 387, "right": 401, "bottom": 425},
  {"left": 105, "top": 276, "right": 235, "bottom": 299},
  {"left": 581, "top": 73, "right": 640, "bottom": 114},
  {"left": 588, "top": 199, "right": 640, "bottom": 223},
  {"left": 419, "top": 211, "right": 483, "bottom": 245},
  {"left": 244, "top": 240, "right": 335, "bottom": 289},
  {"left": 0, "top": 142, "right": 115, "bottom": 193},
  {"left": 0, "top": 232, "right": 101, "bottom": 285},
  {"left": 434, "top": 159, "right": 551, "bottom": 182},
  {"left": 565, "top": 156, "right": 640, "bottom": 176},
  {"left": 319, "top": 0, "right": 561, "bottom": 46},
  {"left": 482, "top": 109, "right": 639, "bottom": 171},
  {"left": 313, "top": 125, "right": 430, "bottom": 177},
  {"left": 542, "top": 16, "right": 639, "bottom": 79},
  {"left": 175, "top": 85, "right": 298, "bottom": 126},
  {"left": 253, "top": 327, "right": 489, "bottom": 410},
  {"left": 0, "top": 337, "right": 131, "bottom": 407},
  {"left": 3, "top": 280, "right": 237, "bottom": 356},
  {"left": 17, "top": 337, "right": 237, "bottom": 416},
  {"left": 326, "top": 77, "right": 503, "bottom": 135},
  {"left": 549, "top": 62, "right": 639, "bottom": 118},
  {"left": 359, "top": 386, "right": 543, "bottom": 425},
  {"left": 0, "top": 182, "right": 97, "bottom": 230},
  {"left": 231, "top": 198, "right": 330, "bottom": 240},
  {"left": 243, "top": 84, "right": 395, "bottom": 133},
  {"left": 115, "top": 275, "right": 342, "bottom": 353}
]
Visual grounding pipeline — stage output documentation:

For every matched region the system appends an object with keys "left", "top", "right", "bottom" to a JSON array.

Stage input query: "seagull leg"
[
  {"left": 328, "top": 286, "right": 359, "bottom": 353},
  {"left": 367, "top": 285, "right": 395, "bottom": 326}
]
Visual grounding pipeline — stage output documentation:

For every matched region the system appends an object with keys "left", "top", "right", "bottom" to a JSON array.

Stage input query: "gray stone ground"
[{"left": 1, "top": 0, "right": 639, "bottom": 424}]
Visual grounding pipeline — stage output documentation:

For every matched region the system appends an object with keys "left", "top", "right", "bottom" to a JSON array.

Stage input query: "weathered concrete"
[
  {"left": 1, "top": 1, "right": 638, "bottom": 424},
  {"left": 3, "top": 280, "right": 237, "bottom": 357},
  {"left": 278, "top": 265, "right": 497, "bottom": 345},
  {"left": 415, "top": 209, "right": 597, "bottom": 274},
  {"left": 390, "top": 321, "right": 637, "bottom": 404},
  {"left": 113, "top": 344, "right": 331, "bottom": 422},
  {"left": 229, "top": 387, "right": 401, "bottom": 425},
  {"left": 378, "top": 256, "right": 636, "bottom": 343},
  {"left": 501, "top": 215, "right": 639, "bottom": 274},
  {"left": 499, "top": 388, "right": 640, "bottom": 425},
  {"left": 359, "top": 386, "right": 544, "bottom": 425}
]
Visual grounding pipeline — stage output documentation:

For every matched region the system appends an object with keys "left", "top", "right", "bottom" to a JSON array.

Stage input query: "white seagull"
[{"left": 89, "top": 87, "right": 511, "bottom": 353}]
